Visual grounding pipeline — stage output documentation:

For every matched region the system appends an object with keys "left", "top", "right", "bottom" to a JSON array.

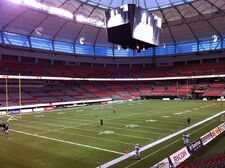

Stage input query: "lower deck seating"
[
  {"left": 0, "top": 79, "right": 224, "bottom": 107},
  {"left": 178, "top": 154, "right": 225, "bottom": 168}
]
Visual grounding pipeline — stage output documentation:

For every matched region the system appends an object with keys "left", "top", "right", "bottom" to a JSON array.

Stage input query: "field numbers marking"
[
  {"left": 35, "top": 115, "right": 44, "bottom": 118},
  {"left": 98, "top": 131, "right": 115, "bottom": 135},
  {"left": 57, "top": 112, "right": 65, "bottom": 115},
  {"left": 125, "top": 124, "right": 139, "bottom": 128},
  {"left": 161, "top": 116, "right": 170, "bottom": 118},
  {"left": 173, "top": 110, "right": 191, "bottom": 115},
  {"left": 146, "top": 120, "right": 157, "bottom": 123}
]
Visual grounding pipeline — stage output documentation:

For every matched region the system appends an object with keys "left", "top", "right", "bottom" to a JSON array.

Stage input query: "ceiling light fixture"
[
  {"left": 76, "top": 14, "right": 105, "bottom": 28},
  {"left": 212, "top": 35, "right": 218, "bottom": 43},
  {"left": 79, "top": 37, "right": 85, "bottom": 45},
  {"left": 8, "top": 0, "right": 73, "bottom": 20}
]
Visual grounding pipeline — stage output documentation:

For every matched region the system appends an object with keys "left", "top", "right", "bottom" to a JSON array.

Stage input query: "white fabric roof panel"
[{"left": 0, "top": 0, "right": 225, "bottom": 47}]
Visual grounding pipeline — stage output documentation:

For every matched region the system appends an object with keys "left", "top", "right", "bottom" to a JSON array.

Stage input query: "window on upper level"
[
  {"left": 3, "top": 32, "right": 30, "bottom": 47},
  {"left": 176, "top": 42, "right": 198, "bottom": 54},
  {"left": 155, "top": 45, "right": 175, "bottom": 56},
  {"left": 114, "top": 48, "right": 134, "bottom": 57},
  {"left": 95, "top": 46, "right": 113, "bottom": 56},
  {"left": 75, "top": 44, "right": 94, "bottom": 56},
  {"left": 54, "top": 41, "right": 74, "bottom": 54},
  {"left": 30, "top": 37, "right": 53, "bottom": 51}
]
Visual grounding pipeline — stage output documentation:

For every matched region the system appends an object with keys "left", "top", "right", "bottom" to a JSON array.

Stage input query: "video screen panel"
[
  {"left": 105, "top": 4, "right": 130, "bottom": 28},
  {"left": 132, "top": 7, "right": 162, "bottom": 46},
  {"left": 105, "top": 4, "right": 162, "bottom": 48}
]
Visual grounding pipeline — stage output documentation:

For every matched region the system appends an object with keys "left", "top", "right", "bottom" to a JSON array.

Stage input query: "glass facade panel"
[
  {"left": 223, "top": 38, "right": 225, "bottom": 49},
  {"left": 176, "top": 42, "right": 198, "bottom": 54},
  {"left": 155, "top": 45, "right": 175, "bottom": 56},
  {"left": 134, "top": 48, "right": 154, "bottom": 57},
  {"left": 199, "top": 40, "right": 222, "bottom": 51},
  {"left": 3, "top": 32, "right": 30, "bottom": 47},
  {"left": 114, "top": 48, "right": 134, "bottom": 57},
  {"left": 31, "top": 37, "right": 53, "bottom": 50},
  {"left": 1, "top": 31, "right": 225, "bottom": 57},
  {"left": 54, "top": 41, "right": 74, "bottom": 53},
  {"left": 0, "top": 33, "right": 2, "bottom": 43},
  {"left": 95, "top": 46, "right": 113, "bottom": 56},
  {"left": 75, "top": 44, "right": 94, "bottom": 55}
]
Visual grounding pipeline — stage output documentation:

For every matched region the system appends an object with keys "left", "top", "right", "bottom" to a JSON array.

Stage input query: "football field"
[{"left": 0, "top": 100, "right": 224, "bottom": 168}]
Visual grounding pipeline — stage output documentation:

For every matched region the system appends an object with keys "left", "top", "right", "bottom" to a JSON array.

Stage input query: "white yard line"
[
  {"left": 14, "top": 122, "right": 136, "bottom": 145},
  {"left": 14, "top": 120, "right": 154, "bottom": 141},
  {"left": 55, "top": 131, "right": 136, "bottom": 145},
  {"left": 97, "top": 110, "right": 225, "bottom": 168},
  {"left": 16, "top": 116, "right": 159, "bottom": 138},
  {"left": 10, "top": 129, "right": 124, "bottom": 155},
  {"left": 124, "top": 120, "right": 217, "bottom": 168},
  {"left": 35, "top": 127, "right": 66, "bottom": 135}
]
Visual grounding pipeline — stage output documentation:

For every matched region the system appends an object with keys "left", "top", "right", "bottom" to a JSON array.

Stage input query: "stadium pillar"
[
  {"left": 73, "top": 43, "right": 76, "bottom": 54},
  {"left": 197, "top": 41, "right": 200, "bottom": 52},
  {"left": 112, "top": 44, "right": 115, "bottom": 57},
  {"left": 28, "top": 37, "right": 32, "bottom": 49}
]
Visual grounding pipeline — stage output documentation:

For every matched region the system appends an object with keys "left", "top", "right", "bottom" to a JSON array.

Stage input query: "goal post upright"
[
  {"left": 19, "top": 73, "right": 22, "bottom": 118},
  {"left": 5, "top": 77, "right": 8, "bottom": 115}
]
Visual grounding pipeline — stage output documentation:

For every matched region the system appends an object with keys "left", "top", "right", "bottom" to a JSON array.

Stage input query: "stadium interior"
[{"left": 1, "top": 0, "right": 225, "bottom": 168}]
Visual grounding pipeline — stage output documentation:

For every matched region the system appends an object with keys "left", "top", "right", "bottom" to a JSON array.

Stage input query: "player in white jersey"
[{"left": 135, "top": 144, "right": 141, "bottom": 157}]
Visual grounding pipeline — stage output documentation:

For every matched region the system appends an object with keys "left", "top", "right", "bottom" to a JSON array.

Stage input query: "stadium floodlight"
[
  {"left": 49, "top": 7, "right": 73, "bottom": 19},
  {"left": 212, "top": 35, "right": 218, "bottom": 43},
  {"left": 79, "top": 37, "right": 85, "bottom": 45},
  {"left": 8, "top": 0, "right": 74, "bottom": 20},
  {"left": 9, "top": 0, "right": 22, "bottom": 4},
  {"left": 35, "top": 26, "right": 43, "bottom": 36},
  {"left": 75, "top": 14, "right": 105, "bottom": 28},
  {"left": 23, "top": 0, "right": 43, "bottom": 9},
  {"left": 7, "top": 0, "right": 106, "bottom": 27}
]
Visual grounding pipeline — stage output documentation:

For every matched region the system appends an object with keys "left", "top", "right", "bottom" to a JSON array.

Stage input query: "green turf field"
[{"left": 0, "top": 100, "right": 224, "bottom": 168}]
